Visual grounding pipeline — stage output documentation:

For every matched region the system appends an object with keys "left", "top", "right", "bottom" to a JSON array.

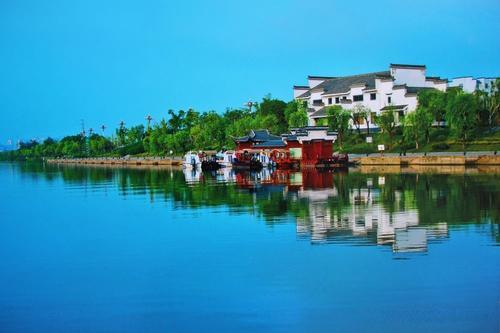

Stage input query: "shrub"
[
  {"left": 345, "top": 143, "right": 378, "bottom": 154},
  {"left": 435, "top": 134, "right": 448, "bottom": 142},
  {"left": 432, "top": 143, "right": 450, "bottom": 151},
  {"left": 117, "top": 142, "right": 145, "bottom": 156}
]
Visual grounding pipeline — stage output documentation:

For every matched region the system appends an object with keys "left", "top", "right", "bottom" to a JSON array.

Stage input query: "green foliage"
[
  {"left": 475, "top": 78, "right": 500, "bottom": 128},
  {"left": 446, "top": 91, "right": 478, "bottom": 149},
  {"left": 417, "top": 89, "right": 447, "bottom": 122},
  {"left": 403, "top": 107, "right": 434, "bottom": 149},
  {"left": 326, "top": 105, "right": 350, "bottom": 149},
  {"left": 374, "top": 108, "right": 397, "bottom": 144},
  {"left": 284, "top": 100, "right": 308, "bottom": 129},
  {"left": 351, "top": 104, "right": 370, "bottom": 134},
  {"left": 89, "top": 134, "right": 114, "bottom": 156},
  {"left": 258, "top": 97, "right": 288, "bottom": 133},
  {"left": 432, "top": 143, "right": 450, "bottom": 150}
]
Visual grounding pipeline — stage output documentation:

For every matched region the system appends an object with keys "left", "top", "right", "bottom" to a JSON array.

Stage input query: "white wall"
[
  {"left": 448, "top": 77, "right": 476, "bottom": 93},
  {"left": 391, "top": 67, "right": 426, "bottom": 87},
  {"left": 293, "top": 87, "right": 309, "bottom": 98},
  {"left": 476, "top": 78, "right": 497, "bottom": 94},
  {"left": 308, "top": 78, "right": 327, "bottom": 88}
]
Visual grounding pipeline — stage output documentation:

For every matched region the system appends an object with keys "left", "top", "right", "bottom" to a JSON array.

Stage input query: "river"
[{"left": 0, "top": 162, "right": 498, "bottom": 333}]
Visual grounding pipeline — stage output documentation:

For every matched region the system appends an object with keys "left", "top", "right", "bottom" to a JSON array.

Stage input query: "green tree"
[
  {"left": 417, "top": 89, "right": 447, "bottom": 125},
  {"left": 446, "top": 91, "right": 478, "bottom": 150},
  {"left": 285, "top": 100, "right": 308, "bottom": 129},
  {"left": 403, "top": 108, "right": 433, "bottom": 149},
  {"left": 375, "top": 108, "right": 397, "bottom": 143},
  {"left": 258, "top": 97, "right": 288, "bottom": 133},
  {"left": 351, "top": 104, "right": 370, "bottom": 135},
  {"left": 190, "top": 111, "right": 225, "bottom": 150},
  {"left": 326, "top": 105, "right": 350, "bottom": 149},
  {"left": 89, "top": 134, "right": 114, "bottom": 156},
  {"left": 476, "top": 79, "right": 500, "bottom": 129}
]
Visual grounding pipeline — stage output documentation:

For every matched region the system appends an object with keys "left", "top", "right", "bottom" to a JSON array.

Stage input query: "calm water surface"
[{"left": 0, "top": 162, "right": 499, "bottom": 333}]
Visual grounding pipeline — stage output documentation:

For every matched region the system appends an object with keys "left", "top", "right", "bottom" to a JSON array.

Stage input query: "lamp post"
[
  {"left": 246, "top": 101, "right": 257, "bottom": 112},
  {"left": 146, "top": 115, "right": 153, "bottom": 131}
]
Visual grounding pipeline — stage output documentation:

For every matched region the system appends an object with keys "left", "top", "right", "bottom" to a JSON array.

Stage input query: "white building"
[
  {"left": 448, "top": 76, "right": 497, "bottom": 94},
  {"left": 294, "top": 64, "right": 448, "bottom": 130}
]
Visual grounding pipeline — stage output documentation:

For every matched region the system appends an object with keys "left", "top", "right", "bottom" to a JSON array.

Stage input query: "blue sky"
[{"left": 0, "top": 0, "right": 499, "bottom": 142}]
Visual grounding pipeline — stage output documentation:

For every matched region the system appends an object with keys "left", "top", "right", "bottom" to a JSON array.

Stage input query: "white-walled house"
[
  {"left": 448, "top": 76, "right": 497, "bottom": 94},
  {"left": 293, "top": 64, "right": 448, "bottom": 130}
]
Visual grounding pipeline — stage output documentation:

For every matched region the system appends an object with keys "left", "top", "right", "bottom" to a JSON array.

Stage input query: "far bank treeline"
[
  {"left": 2, "top": 82, "right": 500, "bottom": 160},
  {"left": 2, "top": 96, "right": 310, "bottom": 160}
]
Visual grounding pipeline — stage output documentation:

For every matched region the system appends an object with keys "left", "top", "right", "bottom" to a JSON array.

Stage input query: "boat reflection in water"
[{"left": 183, "top": 167, "right": 458, "bottom": 254}]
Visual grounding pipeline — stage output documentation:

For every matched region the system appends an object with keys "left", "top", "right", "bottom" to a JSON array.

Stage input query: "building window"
[
  {"left": 328, "top": 97, "right": 332, "bottom": 105},
  {"left": 335, "top": 97, "right": 340, "bottom": 103},
  {"left": 370, "top": 93, "right": 376, "bottom": 100},
  {"left": 313, "top": 99, "right": 323, "bottom": 106},
  {"left": 388, "top": 96, "right": 392, "bottom": 104},
  {"left": 485, "top": 83, "right": 489, "bottom": 89},
  {"left": 353, "top": 95, "right": 363, "bottom": 102}
]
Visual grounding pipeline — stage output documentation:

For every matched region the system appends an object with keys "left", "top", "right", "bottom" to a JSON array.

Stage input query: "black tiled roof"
[
  {"left": 308, "top": 75, "right": 336, "bottom": 80},
  {"left": 310, "top": 108, "right": 327, "bottom": 119},
  {"left": 320, "top": 71, "right": 391, "bottom": 95},
  {"left": 406, "top": 86, "right": 433, "bottom": 95},
  {"left": 253, "top": 140, "right": 286, "bottom": 148},
  {"left": 251, "top": 129, "right": 281, "bottom": 141},
  {"left": 426, "top": 76, "right": 448, "bottom": 83},
  {"left": 390, "top": 63, "right": 426, "bottom": 69},
  {"left": 381, "top": 104, "right": 408, "bottom": 111},
  {"left": 234, "top": 130, "right": 281, "bottom": 143}
]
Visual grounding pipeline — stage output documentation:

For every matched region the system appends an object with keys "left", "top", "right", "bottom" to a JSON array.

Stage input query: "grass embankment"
[{"left": 340, "top": 128, "right": 500, "bottom": 154}]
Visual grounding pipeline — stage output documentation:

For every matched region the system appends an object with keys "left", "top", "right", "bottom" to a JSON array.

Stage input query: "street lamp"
[
  {"left": 146, "top": 115, "right": 153, "bottom": 130},
  {"left": 245, "top": 101, "right": 257, "bottom": 112}
]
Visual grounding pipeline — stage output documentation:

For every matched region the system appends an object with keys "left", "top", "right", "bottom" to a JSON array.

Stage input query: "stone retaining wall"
[{"left": 352, "top": 155, "right": 500, "bottom": 166}]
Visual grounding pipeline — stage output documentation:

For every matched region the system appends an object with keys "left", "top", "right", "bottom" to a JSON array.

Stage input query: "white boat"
[
  {"left": 217, "top": 150, "right": 236, "bottom": 167},
  {"left": 183, "top": 151, "right": 201, "bottom": 169}
]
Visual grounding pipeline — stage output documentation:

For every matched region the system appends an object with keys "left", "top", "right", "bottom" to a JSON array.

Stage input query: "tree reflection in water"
[{"left": 15, "top": 162, "right": 500, "bottom": 253}]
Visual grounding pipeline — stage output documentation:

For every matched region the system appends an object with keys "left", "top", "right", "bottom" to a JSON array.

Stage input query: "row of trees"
[
  {"left": 2, "top": 96, "right": 309, "bottom": 160},
  {"left": 3, "top": 79, "right": 498, "bottom": 160}
]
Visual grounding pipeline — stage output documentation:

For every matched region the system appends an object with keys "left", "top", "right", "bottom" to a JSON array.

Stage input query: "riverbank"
[
  {"left": 350, "top": 151, "right": 500, "bottom": 166},
  {"left": 46, "top": 157, "right": 183, "bottom": 166},
  {"left": 46, "top": 152, "right": 500, "bottom": 168}
]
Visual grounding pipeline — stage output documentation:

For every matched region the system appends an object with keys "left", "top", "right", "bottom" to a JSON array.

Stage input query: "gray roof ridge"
[{"left": 326, "top": 70, "right": 389, "bottom": 81}]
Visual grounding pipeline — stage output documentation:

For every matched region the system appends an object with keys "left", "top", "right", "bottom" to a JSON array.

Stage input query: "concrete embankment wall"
[
  {"left": 351, "top": 155, "right": 500, "bottom": 166},
  {"left": 46, "top": 158, "right": 182, "bottom": 166}
]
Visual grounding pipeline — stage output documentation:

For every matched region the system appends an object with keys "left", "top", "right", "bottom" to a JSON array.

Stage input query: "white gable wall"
[{"left": 391, "top": 67, "right": 426, "bottom": 87}]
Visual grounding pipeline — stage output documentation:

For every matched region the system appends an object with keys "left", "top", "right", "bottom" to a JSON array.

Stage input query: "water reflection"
[{"left": 11, "top": 162, "right": 500, "bottom": 254}]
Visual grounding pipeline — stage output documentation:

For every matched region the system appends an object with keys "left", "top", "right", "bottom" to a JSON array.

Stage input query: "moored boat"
[
  {"left": 183, "top": 151, "right": 201, "bottom": 169},
  {"left": 231, "top": 151, "right": 263, "bottom": 170}
]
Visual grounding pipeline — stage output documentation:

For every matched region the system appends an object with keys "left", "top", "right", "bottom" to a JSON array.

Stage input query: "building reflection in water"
[
  {"left": 186, "top": 167, "right": 451, "bottom": 253},
  {"left": 15, "top": 162, "right": 497, "bottom": 254}
]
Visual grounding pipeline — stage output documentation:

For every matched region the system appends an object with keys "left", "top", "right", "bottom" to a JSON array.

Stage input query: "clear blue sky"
[{"left": 0, "top": 0, "right": 499, "bottom": 142}]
